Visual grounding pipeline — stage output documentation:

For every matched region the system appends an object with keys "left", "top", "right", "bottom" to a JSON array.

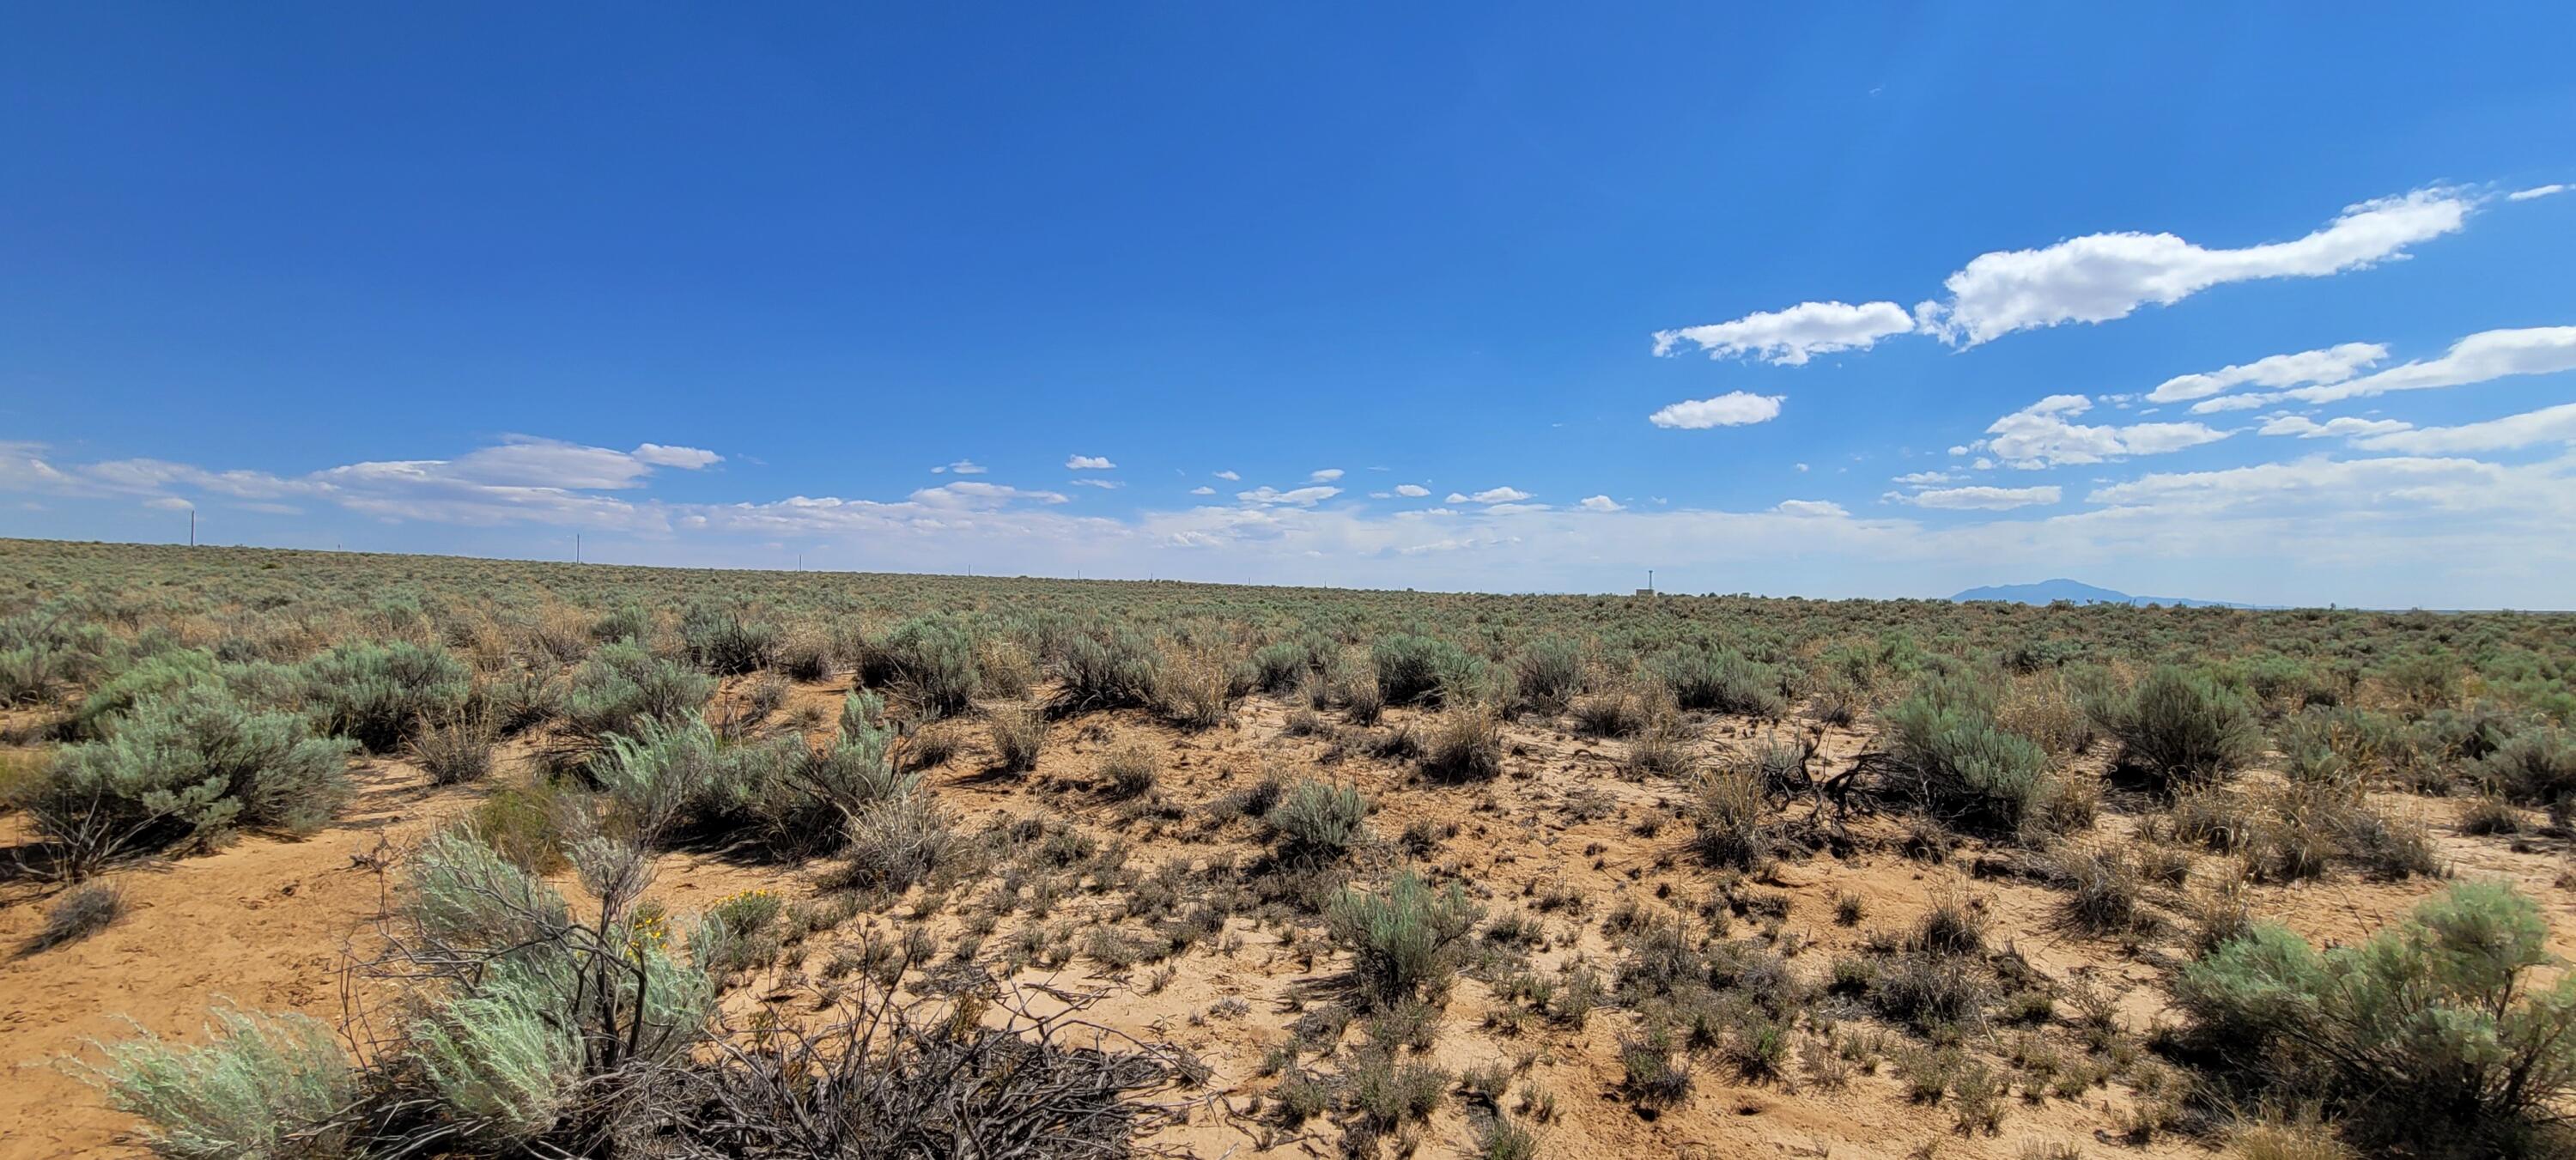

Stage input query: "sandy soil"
[{"left": 3, "top": 679, "right": 2568, "bottom": 1159}]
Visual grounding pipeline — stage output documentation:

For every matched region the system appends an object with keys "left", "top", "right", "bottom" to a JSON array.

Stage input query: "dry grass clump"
[
  {"left": 1692, "top": 764, "right": 1769, "bottom": 869},
  {"left": 1099, "top": 742, "right": 1160, "bottom": 799},
  {"left": 988, "top": 703, "right": 1048, "bottom": 773},
  {"left": 1420, "top": 703, "right": 1504, "bottom": 783},
  {"left": 21, "top": 881, "right": 125, "bottom": 955},
  {"left": 408, "top": 711, "right": 496, "bottom": 785}
]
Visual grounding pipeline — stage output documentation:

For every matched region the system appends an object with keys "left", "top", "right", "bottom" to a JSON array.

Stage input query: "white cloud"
[
  {"left": 930, "top": 459, "right": 987, "bottom": 475},
  {"left": 2351, "top": 402, "right": 2576, "bottom": 453},
  {"left": 1213, "top": 470, "right": 1240, "bottom": 481},
  {"left": 630, "top": 443, "right": 723, "bottom": 470},
  {"left": 1444, "top": 487, "right": 1532, "bottom": 504},
  {"left": 1066, "top": 455, "right": 1116, "bottom": 470},
  {"left": 1579, "top": 495, "right": 1623, "bottom": 512},
  {"left": 1071, "top": 478, "right": 1123, "bottom": 489},
  {"left": 912, "top": 481, "right": 1069, "bottom": 507},
  {"left": 1652, "top": 301, "right": 1914, "bottom": 365},
  {"left": 2507, "top": 184, "right": 2568, "bottom": 202},
  {"left": 1309, "top": 468, "right": 1345, "bottom": 483},
  {"left": 1917, "top": 187, "right": 2474, "bottom": 345},
  {"left": 1981, "top": 395, "right": 2231, "bottom": 468},
  {"left": 2084, "top": 454, "right": 2567, "bottom": 518},
  {"left": 1237, "top": 485, "right": 1340, "bottom": 507},
  {"left": 1648, "top": 392, "right": 1783, "bottom": 429},
  {"left": 143, "top": 495, "right": 194, "bottom": 511},
  {"left": 1897, "top": 485, "right": 2062, "bottom": 510},
  {"left": 1394, "top": 483, "right": 1430, "bottom": 498},
  {"left": 1774, "top": 499, "right": 1847, "bottom": 517},
  {"left": 1188, "top": 485, "right": 1215, "bottom": 495},
  {"left": 2189, "top": 393, "right": 2281, "bottom": 414},
  {"left": 2283, "top": 325, "right": 2576, "bottom": 404},
  {"left": 2148, "top": 343, "right": 2387, "bottom": 404},
  {"left": 1891, "top": 471, "right": 1953, "bottom": 486},
  {"left": 2256, "top": 414, "right": 2414, "bottom": 440}
]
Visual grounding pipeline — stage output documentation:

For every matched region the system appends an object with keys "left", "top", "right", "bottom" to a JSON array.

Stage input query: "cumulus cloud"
[
  {"left": 912, "top": 482, "right": 1069, "bottom": 507},
  {"left": 1309, "top": 468, "right": 1345, "bottom": 482},
  {"left": 930, "top": 459, "right": 987, "bottom": 475},
  {"left": 2350, "top": 401, "right": 2576, "bottom": 453},
  {"left": 1188, "top": 485, "right": 1215, "bottom": 495},
  {"left": 1066, "top": 455, "right": 1116, "bottom": 470},
  {"left": 2508, "top": 184, "right": 2568, "bottom": 202},
  {"left": 1651, "top": 301, "right": 1914, "bottom": 365},
  {"left": 1917, "top": 188, "right": 2473, "bottom": 346},
  {"left": 1212, "top": 470, "right": 1239, "bottom": 481},
  {"left": 1774, "top": 499, "right": 1847, "bottom": 517},
  {"left": 2281, "top": 325, "right": 2576, "bottom": 404},
  {"left": 1394, "top": 483, "right": 1430, "bottom": 498},
  {"left": 1896, "top": 485, "right": 2063, "bottom": 510},
  {"left": 1648, "top": 392, "right": 1783, "bottom": 429},
  {"left": 1979, "top": 395, "right": 2230, "bottom": 468},
  {"left": 1445, "top": 487, "right": 1532, "bottom": 504},
  {"left": 2257, "top": 414, "right": 2414, "bottom": 440},
  {"left": 1236, "top": 485, "right": 1340, "bottom": 507},
  {"left": 2148, "top": 343, "right": 2388, "bottom": 404},
  {"left": 1891, "top": 471, "right": 1953, "bottom": 486},
  {"left": 630, "top": 443, "right": 724, "bottom": 470},
  {"left": 1579, "top": 495, "right": 1623, "bottom": 512}
]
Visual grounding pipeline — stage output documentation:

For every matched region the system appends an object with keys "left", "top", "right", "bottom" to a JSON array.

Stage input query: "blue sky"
[{"left": 4, "top": 5, "right": 2573, "bottom": 606}]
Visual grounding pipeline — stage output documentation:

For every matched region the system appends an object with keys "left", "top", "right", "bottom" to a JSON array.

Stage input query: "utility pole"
[
  {"left": 189, "top": 509, "right": 196, "bottom": 547},
  {"left": 576, "top": 533, "right": 582, "bottom": 563}
]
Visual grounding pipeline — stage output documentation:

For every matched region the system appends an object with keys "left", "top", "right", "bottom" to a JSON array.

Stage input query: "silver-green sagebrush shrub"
[
  {"left": 1884, "top": 673, "right": 2055, "bottom": 837},
  {"left": 558, "top": 640, "right": 716, "bottom": 745},
  {"left": 1267, "top": 779, "right": 1369, "bottom": 863},
  {"left": 2176, "top": 881, "right": 2576, "bottom": 1152},
  {"left": 2094, "top": 665, "right": 2262, "bottom": 791},
  {"left": 296, "top": 640, "right": 471, "bottom": 753},
  {"left": 1328, "top": 869, "right": 1481, "bottom": 1008},
  {"left": 76, "top": 1005, "right": 356, "bottom": 1160},
  {"left": 23, "top": 690, "right": 354, "bottom": 870}
]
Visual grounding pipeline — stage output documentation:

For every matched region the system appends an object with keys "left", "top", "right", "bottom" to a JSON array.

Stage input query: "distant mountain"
[{"left": 1949, "top": 579, "right": 2262, "bottom": 609}]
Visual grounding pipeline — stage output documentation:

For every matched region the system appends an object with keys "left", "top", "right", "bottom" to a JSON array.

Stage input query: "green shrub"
[
  {"left": 1327, "top": 870, "right": 1479, "bottom": 1007},
  {"left": 408, "top": 713, "right": 495, "bottom": 785},
  {"left": 1649, "top": 644, "right": 1783, "bottom": 717},
  {"left": 26, "top": 691, "right": 354, "bottom": 867},
  {"left": 558, "top": 641, "right": 715, "bottom": 744},
  {"left": 1372, "top": 634, "right": 1480, "bottom": 707},
  {"left": 677, "top": 599, "right": 781, "bottom": 676},
  {"left": 1054, "top": 629, "right": 1163, "bottom": 713},
  {"left": 77, "top": 1005, "right": 356, "bottom": 1160},
  {"left": 1512, "top": 635, "right": 1584, "bottom": 714},
  {"left": 297, "top": 640, "right": 471, "bottom": 753},
  {"left": 863, "top": 616, "right": 981, "bottom": 718},
  {"left": 2095, "top": 666, "right": 2261, "bottom": 791},
  {"left": 2482, "top": 727, "right": 2575, "bottom": 808},
  {"left": 2176, "top": 881, "right": 2576, "bottom": 1151},
  {"left": 1252, "top": 639, "right": 1321, "bottom": 694},
  {"left": 1884, "top": 674, "right": 2055, "bottom": 836},
  {"left": 1267, "top": 780, "right": 1368, "bottom": 862}
]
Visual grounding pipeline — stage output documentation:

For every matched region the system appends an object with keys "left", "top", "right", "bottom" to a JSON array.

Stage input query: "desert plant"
[
  {"left": 1328, "top": 869, "right": 1479, "bottom": 1007},
  {"left": 1884, "top": 673, "right": 2056, "bottom": 836},
  {"left": 409, "top": 711, "right": 496, "bottom": 785},
  {"left": 2096, "top": 665, "right": 2263, "bottom": 791},
  {"left": 1372, "top": 634, "right": 1480, "bottom": 707},
  {"left": 1153, "top": 647, "right": 1230, "bottom": 730},
  {"left": 677, "top": 599, "right": 781, "bottom": 676},
  {"left": 76, "top": 1005, "right": 356, "bottom": 1160},
  {"left": 558, "top": 641, "right": 716, "bottom": 745},
  {"left": 1053, "top": 629, "right": 1163, "bottom": 713},
  {"left": 1100, "top": 742, "right": 1160, "bottom": 799},
  {"left": 1649, "top": 644, "right": 1783, "bottom": 718},
  {"left": 1692, "top": 764, "right": 1769, "bottom": 868},
  {"left": 988, "top": 703, "right": 1048, "bottom": 773},
  {"left": 1421, "top": 703, "right": 1504, "bottom": 782},
  {"left": 22, "top": 691, "right": 355, "bottom": 872},
  {"left": 1268, "top": 780, "right": 1369, "bottom": 862},
  {"left": 21, "top": 880, "right": 125, "bottom": 955},
  {"left": 2176, "top": 881, "right": 2576, "bottom": 1151},
  {"left": 297, "top": 640, "right": 473, "bottom": 753},
  {"left": 1512, "top": 635, "right": 1584, "bottom": 715},
  {"left": 863, "top": 616, "right": 982, "bottom": 718}
]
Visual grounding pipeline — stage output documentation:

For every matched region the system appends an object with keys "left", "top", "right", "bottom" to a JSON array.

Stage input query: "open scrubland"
[{"left": 4, "top": 538, "right": 2576, "bottom": 1159}]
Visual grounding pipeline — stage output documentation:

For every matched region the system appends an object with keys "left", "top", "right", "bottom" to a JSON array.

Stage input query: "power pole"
[
  {"left": 189, "top": 509, "right": 196, "bottom": 547},
  {"left": 576, "top": 533, "right": 582, "bottom": 563}
]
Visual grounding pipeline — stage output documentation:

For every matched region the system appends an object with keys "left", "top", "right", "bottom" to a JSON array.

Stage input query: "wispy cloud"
[
  {"left": 1066, "top": 454, "right": 1116, "bottom": 470},
  {"left": 1976, "top": 395, "right": 2229, "bottom": 469},
  {"left": 1652, "top": 301, "right": 1913, "bottom": 365},
  {"left": 1648, "top": 392, "right": 1783, "bottom": 429},
  {"left": 1894, "top": 485, "right": 2062, "bottom": 510}
]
